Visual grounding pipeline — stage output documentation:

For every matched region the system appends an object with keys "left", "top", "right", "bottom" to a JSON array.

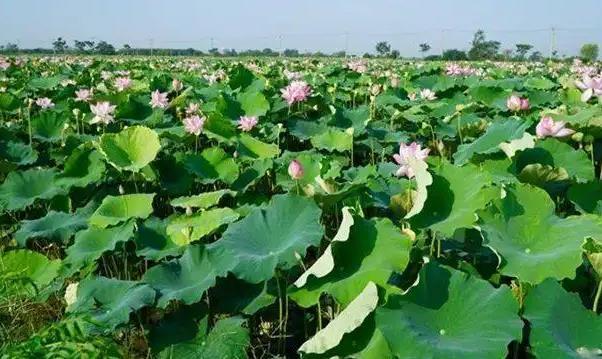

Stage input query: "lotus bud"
[{"left": 288, "top": 159, "right": 304, "bottom": 180}]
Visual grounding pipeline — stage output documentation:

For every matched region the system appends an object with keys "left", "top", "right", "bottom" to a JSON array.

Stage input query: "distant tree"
[
  {"left": 74, "top": 40, "right": 86, "bottom": 53},
  {"left": 261, "top": 48, "right": 276, "bottom": 56},
  {"left": 283, "top": 48, "right": 300, "bottom": 57},
  {"left": 52, "top": 37, "right": 68, "bottom": 53},
  {"left": 390, "top": 49, "right": 400, "bottom": 59},
  {"left": 515, "top": 43, "right": 533, "bottom": 60},
  {"left": 375, "top": 41, "right": 391, "bottom": 57},
  {"left": 468, "top": 30, "right": 500, "bottom": 60},
  {"left": 5, "top": 43, "right": 19, "bottom": 52},
  {"left": 208, "top": 48, "right": 220, "bottom": 56},
  {"left": 580, "top": 43, "right": 599, "bottom": 62},
  {"left": 441, "top": 49, "right": 467, "bottom": 60},
  {"left": 223, "top": 48, "right": 238, "bottom": 56},
  {"left": 502, "top": 49, "right": 514, "bottom": 60},
  {"left": 419, "top": 43, "right": 431, "bottom": 56},
  {"left": 529, "top": 51, "right": 543, "bottom": 61},
  {"left": 362, "top": 53, "right": 373, "bottom": 58},
  {"left": 121, "top": 44, "right": 132, "bottom": 55},
  {"left": 331, "top": 51, "right": 346, "bottom": 57},
  {"left": 95, "top": 41, "right": 115, "bottom": 55}
]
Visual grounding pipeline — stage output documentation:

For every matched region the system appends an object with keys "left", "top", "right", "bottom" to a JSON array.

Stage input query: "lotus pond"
[{"left": 0, "top": 56, "right": 601, "bottom": 358}]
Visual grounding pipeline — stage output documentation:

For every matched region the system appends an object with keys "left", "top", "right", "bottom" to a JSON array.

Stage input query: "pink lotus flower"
[
  {"left": 535, "top": 116, "right": 575, "bottom": 139},
  {"left": 281, "top": 81, "right": 311, "bottom": 105},
  {"left": 419, "top": 89, "right": 436, "bottom": 101},
  {"left": 114, "top": 77, "right": 132, "bottom": 92},
  {"left": 284, "top": 69, "right": 302, "bottom": 80},
  {"left": 393, "top": 142, "right": 430, "bottom": 178},
  {"left": 347, "top": 59, "right": 368, "bottom": 73},
  {"left": 0, "top": 58, "right": 10, "bottom": 70},
  {"left": 186, "top": 103, "right": 200, "bottom": 115},
  {"left": 35, "top": 97, "right": 54, "bottom": 109},
  {"left": 507, "top": 95, "right": 529, "bottom": 111},
  {"left": 288, "top": 159, "right": 304, "bottom": 180},
  {"left": 172, "top": 79, "right": 183, "bottom": 92},
  {"left": 183, "top": 115, "right": 206, "bottom": 136},
  {"left": 90, "top": 102, "right": 116, "bottom": 125},
  {"left": 238, "top": 116, "right": 258, "bottom": 132},
  {"left": 150, "top": 90, "right": 169, "bottom": 109},
  {"left": 75, "top": 88, "right": 92, "bottom": 102},
  {"left": 575, "top": 75, "right": 602, "bottom": 102}
]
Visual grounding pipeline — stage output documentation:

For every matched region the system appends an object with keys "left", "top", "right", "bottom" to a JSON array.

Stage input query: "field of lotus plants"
[{"left": 0, "top": 54, "right": 601, "bottom": 358}]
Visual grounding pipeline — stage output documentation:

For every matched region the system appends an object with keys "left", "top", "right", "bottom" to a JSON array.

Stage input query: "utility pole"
[
  {"left": 278, "top": 34, "right": 283, "bottom": 56},
  {"left": 149, "top": 38, "right": 154, "bottom": 56},
  {"left": 344, "top": 32, "right": 349, "bottom": 56},
  {"left": 549, "top": 27, "right": 557, "bottom": 60}
]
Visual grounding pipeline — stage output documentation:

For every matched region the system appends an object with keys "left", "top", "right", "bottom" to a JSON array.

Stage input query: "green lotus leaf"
[
  {"left": 182, "top": 148, "right": 239, "bottom": 184},
  {"left": 170, "top": 189, "right": 234, "bottom": 210},
  {"left": 0, "top": 141, "right": 37, "bottom": 165},
  {"left": 99, "top": 125, "right": 161, "bottom": 172},
  {"left": 310, "top": 128, "right": 353, "bottom": 152},
  {"left": 290, "top": 216, "right": 411, "bottom": 308},
  {"left": 238, "top": 90, "right": 269, "bottom": 117},
  {"left": 523, "top": 279, "right": 602, "bottom": 358},
  {"left": 208, "top": 194, "right": 323, "bottom": 283},
  {"left": 210, "top": 276, "right": 277, "bottom": 315},
  {"left": 515, "top": 138, "right": 594, "bottom": 183},
  {"left": 32, "top": 111, "right": 66, "bottom": 142},
  {"left": 404, "top": 156, "right": 432, "bottom": 218},
  {"left": 56, "top": 145, "right": 106, "bottom": 189},
  {"left": 294, "top": 207, "right": 354, "bottom": 288},
  {"left": 453, "top": 119, "right": 531, "bottom": 165},
  {"left": 411, "top": 161, "right": 496, "bottom": 237},
  {"left": 143, "top": 244, "right": 233, "bottom": 308},
  {"left": 63, "top": 221, "right": 135, "bottom": 274},
  {"left": 375, "top": 262, "right": 522, "bottom": 359},
  {"left": 0, "top": 249, "right": 61, "bottom": 300},
  {"left": 498, "top": 132, "right": 535, "bottom": 158},
  {"left": 158, "top": 316, "right": 249, "bottom": 359},
  {"left": 15, "top": 209, "right": 89, "bottom": 247},
  {"left": 135, "top": 217, "right": 184, "bottom": 260},
  {"left": 89, "top": 193, "right": 155, "bottom": 228},
  {"left": 236, "top": 133, "right": 280, "bottom": 160},
  {"left": 0, "top": 168, "right": 64, "bottom": 212},
  {"left": 166, "top": 207, "right": 239, "bottom": 246},
  {"left": 568, "top": 181, "right": 602, "bottom": 214},
  {"left": 299, "top": 282, "right": 378, "bottom": 355},
  {"left": 28, "top": 75, "right": 65, "bottom": 89},
  {"left": 68, "top": 276, "right": 155, "bottom": 330},
  {"left": 479, "top": 183, "right": 602, "bottom": 283},
  {"left": 524, "top": 77, "right": 556, "bottom": 90}
]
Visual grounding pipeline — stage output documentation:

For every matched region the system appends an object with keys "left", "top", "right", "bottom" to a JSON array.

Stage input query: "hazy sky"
[{"left": 1, "top": 0, "right": 601, "bottom": 56}]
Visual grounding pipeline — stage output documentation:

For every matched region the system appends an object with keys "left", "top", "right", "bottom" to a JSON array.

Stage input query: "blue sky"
[{"left": 1, "top": 0, "right": 600, "bottom": 56}]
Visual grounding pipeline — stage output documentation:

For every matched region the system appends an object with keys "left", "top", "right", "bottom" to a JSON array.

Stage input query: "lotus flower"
[
  {"left": 238, "top": 116, "right": 258, "bottom": 132},
  {"left": 90, "top": 101, "right": 116, "bottom": 125},
  {"left": 35, "top": 97, "right": 54, "bottom": 109},
  {"left": 281, "top": 81, "right": 311, "bottom": 105},
  {"left": 284, "top": 69, "right": 302, "bottom": 80},
  {"left": 419, "top": 89, "right": 436, "bottom": 101},
  {"left": 172, "top": 79, "right": 183, "bottom": 92},
  {"left": 347, "top": 59, "right": 368, "bottom": 73},
  {"left": 535, "top": 116, "right": 575, "bottom": 138},
  {"left": 507, "top": 95, "right": 529, "bottom": 111},
  {"left": 288, "top": 159, "right": 304, "bottom": 180},
  {"left": 0, "top": 58, "right": 10, "bottom": 70},
  {"left": 183, "top": 115, "right": 205, "bottom": 136},
  {"left": 186, "top": 102, "right": 199, "bottom": 115},
  {"left": 393, "top": 142, "right": 430, "bottom": 178},
  {"left": 75, "top": 88, "right": 92, "bottom": 102},
  {"left": 114, "top": 77, "right": 132, "bottom": 92},
  {"left": 150, "top": 90, "right": 169, "bottom": 109},
  {"left": 408, "top": 92, "right": 417, "bottom": 101},
  {"left": 575, "top": 75, "right": 602, "bottom": 102}
]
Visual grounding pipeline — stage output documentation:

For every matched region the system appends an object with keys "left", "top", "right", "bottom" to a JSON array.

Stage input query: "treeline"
[{"left": 0, "top": 31, "right": 598, "bottom": 61}]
